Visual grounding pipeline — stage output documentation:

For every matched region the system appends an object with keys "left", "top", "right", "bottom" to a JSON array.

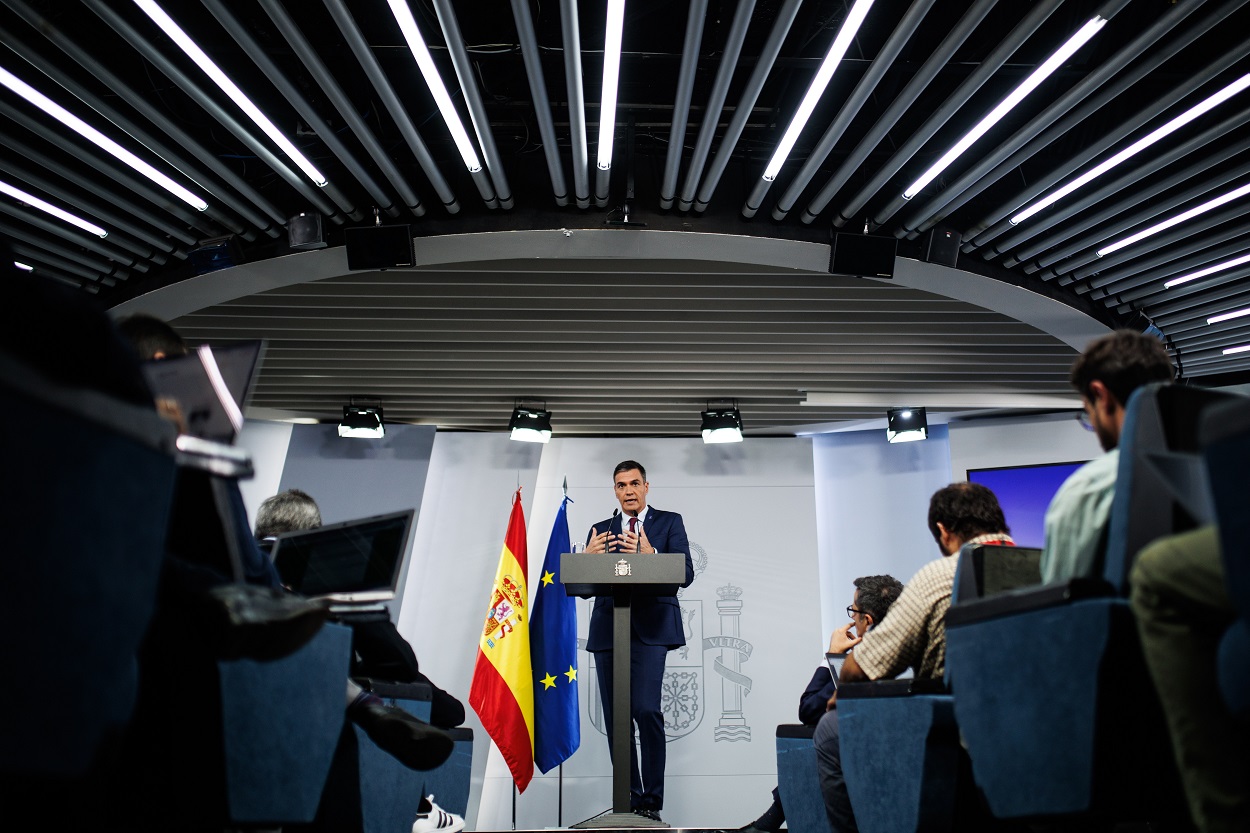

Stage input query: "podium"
[{"left": 562, "top": 551, "right": 687, "bottom": 828}]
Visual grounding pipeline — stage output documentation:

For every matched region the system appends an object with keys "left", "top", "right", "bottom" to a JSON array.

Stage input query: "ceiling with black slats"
[{"left": 4, "top": 0, "right": 1250, "bottom": 434}]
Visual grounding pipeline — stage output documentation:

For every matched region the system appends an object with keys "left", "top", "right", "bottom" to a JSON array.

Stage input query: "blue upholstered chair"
[
  {"left": 945, "top": 383, "right": 1232, "bottom": 823},
  {"left": 775, "top": 724, "right": 832, "bottom": 833},
  {"left": 836, "top": 544, "right": 1039, "bottom": 833},
  {"left": 218, "top": 622, "right": 353, "bottom": 825},
  {"left": 314, "top": 681, "right": 474, "bottom": 833},
  {"left": 1200, "top": 396, "right": 1250, "bottom": 718},
  {"left": 0, "top": 354, "right": 177, "bottom": 779},
  {"left": 838, "top": 679, "right": 958, "bottom": 833}
]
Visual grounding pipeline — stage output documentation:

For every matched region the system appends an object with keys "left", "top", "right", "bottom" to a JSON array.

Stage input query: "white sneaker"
[{"left": 412, "top": 795, "right": 465, "bottom": 833}]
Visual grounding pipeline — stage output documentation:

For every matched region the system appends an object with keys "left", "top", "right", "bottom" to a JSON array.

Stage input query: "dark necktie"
[{"left": 628, "top": 517, "right": 637, "bottom": 534}]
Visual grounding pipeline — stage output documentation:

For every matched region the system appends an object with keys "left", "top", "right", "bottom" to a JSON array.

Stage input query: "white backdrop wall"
[
  {"left": 225, "top": 414, "right": 1104, "bottom": 830},
  {"left": 948, "top": 411, "right": 1103, "bottom": 482},
  {"left": 812, "top": 426, "right": 954, "bottom": 643},
  {"left": 440, "top": 436, "right": 821, "bottom": 831},
  {"left": 235, "top": 419, "right": 293, "bottom": 521}
]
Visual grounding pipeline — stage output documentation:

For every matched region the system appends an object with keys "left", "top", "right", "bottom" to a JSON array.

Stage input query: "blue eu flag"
[{"left": 531, "top": 496, "right": 580, "bottom": 772}]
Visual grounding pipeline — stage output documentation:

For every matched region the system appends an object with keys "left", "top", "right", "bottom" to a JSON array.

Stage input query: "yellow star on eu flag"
[
  {"left": 564, "top": 665, "right": 577, "bottom": 683},
  {"left": 540, "top": 673, "right": 557, "bottom": 690},
  {"left": 541, "top": 570, "right": 555, "bottom": 587}
]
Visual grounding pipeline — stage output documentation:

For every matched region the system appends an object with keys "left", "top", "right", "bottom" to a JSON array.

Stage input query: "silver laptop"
[
  {"left": 825, "top": 652, "right": 846, "bottom": 689},
  {"left": 271, "top": 509, "right": 414, "bottom": 605},
  {"left": 142, "top": 341, "right": 264, "bottom": 443}
]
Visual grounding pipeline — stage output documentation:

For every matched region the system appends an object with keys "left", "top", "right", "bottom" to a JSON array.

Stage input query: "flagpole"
[
  {"left": 558, "top": 762, "right": 565, "bottom": 827},
  {"left": 512, "top": 782, "right": 518, "bottom": 830}
]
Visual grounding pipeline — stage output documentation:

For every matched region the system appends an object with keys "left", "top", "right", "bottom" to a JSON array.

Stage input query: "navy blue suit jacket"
[{"left": 584, "top": 506, "right": 694, "bottom": 652}]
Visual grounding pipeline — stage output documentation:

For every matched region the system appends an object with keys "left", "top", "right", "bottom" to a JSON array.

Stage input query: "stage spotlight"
[
  {"left": 509, "top": 401, "right": 552, "bottom": 443},
  {"left": 339, "top": 398, "right": 384, "bottom": 439},
  {"left": 701, "top": 401, "right": 744, "bottom": 444},
  {"left": 886, "top": 407, "right": 927, "bottom": 443}
]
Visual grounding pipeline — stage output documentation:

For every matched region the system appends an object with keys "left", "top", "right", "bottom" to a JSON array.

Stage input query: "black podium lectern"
[{"left": 562, "top": 551, "right": 687, "bottom": 829}]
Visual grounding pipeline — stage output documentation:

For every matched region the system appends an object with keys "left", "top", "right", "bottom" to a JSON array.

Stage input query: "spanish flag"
[{"left": 469, "top": 488, "right": 535, "bottom": 792}]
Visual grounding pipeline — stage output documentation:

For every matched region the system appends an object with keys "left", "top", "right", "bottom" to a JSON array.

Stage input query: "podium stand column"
[{"left": 612, "top": 592, "right": 632, "bottom": 813}]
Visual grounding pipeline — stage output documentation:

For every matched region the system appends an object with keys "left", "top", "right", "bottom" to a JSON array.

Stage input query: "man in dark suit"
[{"left": 584, "top": 460, "right": 695, "bottom": 821}]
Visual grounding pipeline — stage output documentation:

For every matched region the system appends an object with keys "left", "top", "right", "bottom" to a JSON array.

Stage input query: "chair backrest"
[
  {"left": 0, "top": 354, "right": 177, "bottom": 776},
  {"left": 1103, "top": 383, "right": 1235, "bottom": 593},
  {"left": 1201, "top": 396, "right": 1250, "bottom": 622},
  {"left": 952, "top": 543, "right": 1042, "bottom": 605}
]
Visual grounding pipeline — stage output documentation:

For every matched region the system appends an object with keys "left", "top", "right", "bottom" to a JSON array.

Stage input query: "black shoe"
[
  {"left": 352, "top": 700, "right": 455, "bottom": 771},
  {"left": 634, "top": 808, "right": 662, "bottom": 822},
  {"left": 207, "top": 584, "right": 330, "bottom": 661}
]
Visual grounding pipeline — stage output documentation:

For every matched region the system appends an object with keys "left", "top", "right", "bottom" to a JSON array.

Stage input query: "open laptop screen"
[
  {"left": 142, "top": 341, "right": 264, "bottom": 443},
  {"left": 825, "top": 652, "right": 846, "bottom": 689},
  {"left": 271, "top": 509, "right": 414, "bottom": 603}
]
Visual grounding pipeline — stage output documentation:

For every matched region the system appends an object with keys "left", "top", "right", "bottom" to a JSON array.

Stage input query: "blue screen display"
[{"left": 967, "top": 461, "right": 1087, "bottom": 549}]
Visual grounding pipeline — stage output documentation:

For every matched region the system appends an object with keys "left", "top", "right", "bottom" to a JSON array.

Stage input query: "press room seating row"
[
  {"left": 0, "top": 353, "right": 472, "bottom": 829},
  {"left": 794, "top": 383, "right": 1239, "bottom": 833}
]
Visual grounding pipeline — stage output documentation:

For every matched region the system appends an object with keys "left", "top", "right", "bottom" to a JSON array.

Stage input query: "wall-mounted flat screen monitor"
[{"left": 967, "top": 461, "right": 1088, "bottom": 549}]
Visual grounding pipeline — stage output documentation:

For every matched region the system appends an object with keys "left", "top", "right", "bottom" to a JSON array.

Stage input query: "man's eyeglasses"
[
  {"left": 846, "top": 605, "right": 864, "bottom": 619},
  {"left": 1076, "top": 411, "right": 1094, "bottom": 432}
]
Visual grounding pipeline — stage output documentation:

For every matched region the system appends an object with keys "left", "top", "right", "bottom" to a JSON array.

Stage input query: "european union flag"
[{"left": 530, "top": 496, "right": 580, "bottom": 772}]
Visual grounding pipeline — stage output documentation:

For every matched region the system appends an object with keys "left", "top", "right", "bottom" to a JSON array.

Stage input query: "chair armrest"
[
  {"left": 838, "top": 678, "right": 947, "bottom": 699},
  {"left": 361, "top": 679, "right": 434, "bottom": 702},
  {"left": 945, "top": 577, "right": 1114, "bottom": 627}
]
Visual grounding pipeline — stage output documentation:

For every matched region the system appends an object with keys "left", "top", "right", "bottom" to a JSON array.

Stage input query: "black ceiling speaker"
[
  {"left": 923, "top": 227, "right": 961, "bottom": 267},
  {"left": 287, "top": 212, "right": 326, "bottom": 250},
  {"left": 345, "top": 224, "right": 415, "bottom": 270},
  {"left": 829, "top": 232, "right": 897, "bottom": 278}
]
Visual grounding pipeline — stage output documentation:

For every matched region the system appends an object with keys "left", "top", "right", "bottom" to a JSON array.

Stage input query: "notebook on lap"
[{"left": 271, "top": 509, "right": 415, "bottom": 606}]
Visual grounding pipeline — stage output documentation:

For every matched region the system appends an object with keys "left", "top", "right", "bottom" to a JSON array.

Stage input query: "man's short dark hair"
[
  {"left": 927, "top": 482, "right": 1009, "bottom": 544},
  {"left": 1070, "top": 330, "right": 1173, "bottom": 406},
  {"left": 115, "top": 313, "right": 188, "bottom": 361},
  {"left": 255, "top": 489, "right": 322, "bottom": 538},
  {"left": 853, "top": 574, "right": 904, "bottom": 622},
  {"left": 613, "top": 460, "right": 647, "bottom": 481}
]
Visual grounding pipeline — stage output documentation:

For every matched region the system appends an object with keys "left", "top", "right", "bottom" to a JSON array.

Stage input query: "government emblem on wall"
[{"left": 585, "top": 540, "right": 754, "bottom": 743}]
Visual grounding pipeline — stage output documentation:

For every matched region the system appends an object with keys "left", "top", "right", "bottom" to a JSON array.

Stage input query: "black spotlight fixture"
[
  {"left": 886, "top": 407, "right": 928, "bottom": 444},
  {"left": 509, "top": 399, "right": 552, "bottom": 443},
  {"left": 339, "top": 396, "right": 385, "bottom": 439},
  {"left": 701, "top": 399, "right": 744, "bottom": 444}
]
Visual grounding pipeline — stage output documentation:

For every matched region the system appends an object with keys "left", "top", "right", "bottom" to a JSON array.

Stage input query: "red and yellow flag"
[{"left": 468, "top": 489, "right": 535, "bottom": 791}]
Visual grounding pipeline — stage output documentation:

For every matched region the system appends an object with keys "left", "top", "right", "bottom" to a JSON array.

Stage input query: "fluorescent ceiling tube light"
[
  {"left": 763, "top": 0, "right": 876, "bottom": 181},
  {"left": 596, "top": 0, "right": 627, "bottom": 171},
  {"left": 1098, "top": 179, "right": 1250, "bottom": 257},
  {"left": 1223, "top": 344, "right": 1250, "bottom": 355},
  {"left": 1208, "top": 306, "right": 1250, "bottom": 325},
  {"left": 1011, "top": 73, "right": 1250, "bottom": 225},
  {"left": 1165, "top": 252, "right": 1250, "bottom": 289},
  {"left": 509, "top": 405, "right": 552, "bottom": 443},
  {"left": 14, "top": 261, "right": 33, "bottom": 271},
  {"left": 0, "top": 65, "right": 208, "bottom": 211},
  {"left": 0, "top": 179, "right": 107, "bottom": 237},
  {"left": 902, "top": 15, "right": 1107, "bottom": 201},
  {"left": 133, "top": 0, "right": 327, "bottom": 187},
  {"left": 387, "top": 0, "right": 483, "bottom": 173}
]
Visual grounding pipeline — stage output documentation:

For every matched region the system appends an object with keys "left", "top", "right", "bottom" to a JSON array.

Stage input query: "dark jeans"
[
  {"left": 814, "top": 708, "right": 858, "bottom": 833},
  {"left": 1131, "top": 526, "right": 1250, "bottom": 833}
]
